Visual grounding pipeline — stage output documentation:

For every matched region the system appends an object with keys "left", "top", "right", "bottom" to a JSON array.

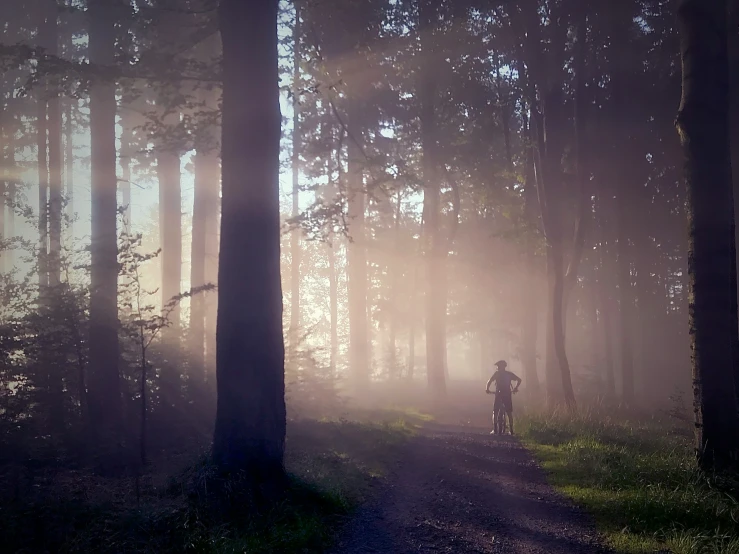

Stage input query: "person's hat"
[{"left": 495, "top": 360, "right": 507, "bottom": 368}]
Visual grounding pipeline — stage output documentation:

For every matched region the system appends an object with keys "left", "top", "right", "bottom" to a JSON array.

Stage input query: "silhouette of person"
[{"left": 485, "top": 360, "right": 521, "bottom": 435}]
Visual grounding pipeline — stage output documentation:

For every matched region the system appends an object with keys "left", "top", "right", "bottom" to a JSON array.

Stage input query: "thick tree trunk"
[
  {"left": 88, "top": 0, "right": 122, "bottom": 471},
  {"left": 676, "top": 0, "right": 739, "bottom": 470},
  {"left": 346, "top": 127, "right": 368, "bottom": 391},
  {"left": 213, "top": 0, "right": 286, "bottom": 477}
]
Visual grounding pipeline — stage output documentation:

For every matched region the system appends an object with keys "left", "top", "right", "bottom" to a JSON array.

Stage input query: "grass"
[
  {"left": 519, "top": 410, "right": 739, "bottom": 554},
  {"left": 0, "top": 413, "right": 415, "bottom": 553}
]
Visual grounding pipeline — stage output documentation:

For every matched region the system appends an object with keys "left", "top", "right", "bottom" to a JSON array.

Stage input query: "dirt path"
[{"left": 330, "top": 424, "right": 609, "bottom": 554}]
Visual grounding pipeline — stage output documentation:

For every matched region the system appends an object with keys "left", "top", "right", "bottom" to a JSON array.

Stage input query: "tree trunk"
[
  {"left": 47, "top": 0, "right": 62, "bottom": 288},
  {"left": 0, "top": 103, "right": 5, "bottom": 275},
  {"left": 729, "top": 0, "right": 739, "bottom": 401},
  {"left": 388, "top": 191, "right": 402, "bottom": 378},
  {"left": 419, "top": 0, "right": 446, "bottom": 401},
  {"left": 521, "top": 113, "right": 540, "bottom": 396},
  {"left": 676, "top": 0, "right": 739, "bottom": 470},
  {"left": 65, "top": 100, "right": 74, "bottom": 240},
  {"left": 88, "top": 0, "right": 122, "bottom": 471},
  {"left": 6, "top": 113, "right": 15, "bottom": 270},
  {"left": 190, "top": 147, "right": 209, "bottom": 382},
  {"left": 37, "top": 77, "right": 48, "bottom": 293},
  {"left": 213, "top": 0, "right": 286, "bottom": 477},
  {"left": 328, "top": 241, "right": 337, "bottom": 378},
  {"left": 204, "top": 103, "right": 220, "bottom": 380},
  {"left": 119, "top": 112, "right": 132, "bottom": 231},
  {"left": 289, "top": 1, "right": 301, "bottom": 336},
  {"left": 346, "top": 125, "right": 368, "bottom": 391},
  {"left": 158, "top": 144, "right": 181, "bottom": 333}
]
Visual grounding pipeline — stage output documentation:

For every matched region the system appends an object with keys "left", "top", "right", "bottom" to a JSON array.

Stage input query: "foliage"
[
  {"left": 0, "top": 414, "right": 413, "bottom": 554},
  {"left": 520, "top": 411, "right": 739, "bottom": 554}
]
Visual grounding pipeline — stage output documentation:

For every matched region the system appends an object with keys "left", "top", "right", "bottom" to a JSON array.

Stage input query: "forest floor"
[{"left": 2, "top": 398, "right": 738, "bottom": 553}]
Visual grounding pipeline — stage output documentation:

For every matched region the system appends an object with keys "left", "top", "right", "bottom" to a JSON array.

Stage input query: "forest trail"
[{"left": 330, "top": 423, "right": 609, "bottom": 554}]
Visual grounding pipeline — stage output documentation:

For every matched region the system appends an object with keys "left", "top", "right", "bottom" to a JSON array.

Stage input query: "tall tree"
[
  {"left": 419, "top": 0, "right": 447, "bottom": 400},
  {"left": 212, "top": 0, "right": 286, "bottom": 476},
  {"left": 190, "top": 74, "right": 219, "bottom": 383},
  {"left": 675, "top": 0, "right": 739, "bottom": 470},
  {"left": 290, "top": 0, "right": 302, "bottom": 336},
  {"left": 47, "top": 0, "right": 62, "bottom": 287},
  {"left": 518, "top": 0, "right": 576, "bottom": 408},
  {"left": 346, "top": 125, "right": 368, "bottom": 390},
  {"left": 37, "top": 4, "right": 50, "bottom": 292},
  {"left": 87, "top": 0, "right": 123, "bottom": 470}
]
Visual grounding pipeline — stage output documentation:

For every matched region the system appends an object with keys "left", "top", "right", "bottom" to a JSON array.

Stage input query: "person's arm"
[
  {"left": 486, "top": 374, "right": 496, "bottom": 393},
  {"left": 512, "top": 373, "right": 522, "bottom": 393}
]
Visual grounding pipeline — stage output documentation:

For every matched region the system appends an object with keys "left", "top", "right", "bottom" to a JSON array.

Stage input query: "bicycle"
[{"left": 486, "top": 390, "right": 510, "bottom": 435}]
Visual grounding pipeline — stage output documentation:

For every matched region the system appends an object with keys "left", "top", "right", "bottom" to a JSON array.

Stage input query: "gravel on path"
[{"left": 330, "top": 425, "right": 610, "bottom": 554}]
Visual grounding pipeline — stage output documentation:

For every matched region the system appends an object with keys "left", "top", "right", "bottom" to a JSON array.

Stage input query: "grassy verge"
[
  {"left": 0, "top": 414, "right": 415, "bottom": 553},
  {"left": 519, "top": 411, "right": 739, "bottom": 554}
]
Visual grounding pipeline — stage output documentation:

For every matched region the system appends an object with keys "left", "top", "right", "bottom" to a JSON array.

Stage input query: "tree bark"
[
  {"left": 328, "top": 241, "right": 338, "bottom": 378},
  {"left": 190, "top": 70, "right": 219, "bottom": 384},
  {"left": 213, "top": 0, "right": 286, "bottom": 477},
  {"left": 0, "top": 101, "right": 5, "bottom": 275},
  {"left": 520, "top": 0, "right": 575, "bottom": 409},
  {"left": 88, "top": 0, "right": 123, "bottom": 471},
  {"left": 190, "top": 146, "right": 208, "bottom": 382},
  {"left": 6, "top": 113, "right": 15, "bottom": 270},
  {"left": 290, "top": 1, "right": 301, "bottom": 336},
  {"left": 158, "top": 144, "right": 181, "bottom": 332},
  {"left": 37, "top": 68, "right": 49, "bottom": 293},
  {"left": 419, "top": 0, "right": 446, "bottom": 401},
  {"left": 676, "top": 0, "right": 739, "bottom": 470},
  {"left": 388, "top": 191, "right": 402, "bottom": 378},
  {"left": 65, "top": 100, "right": 74, "bottom": 240},
  {"left": 521, "top": 112, "right": 540, "bottom": 396},
  {"left": 119, "top": 111, "right": 132, "bottom": 232},
  {"left": 729, "top": 0, "right": 739, "bottom": 400},
  {"left": 47, "top": 0, "right": 62, "bottom": 288},
  {"left": 346, "top": 123, "right": 368, "bottom": 391}
]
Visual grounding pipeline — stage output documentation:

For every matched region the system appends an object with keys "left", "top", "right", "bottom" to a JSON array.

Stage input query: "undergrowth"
[
  {"left": 520, "top": 411, "right": 739, "bottom": 554},
  {"left": 0, "top": 415, "right": 413, "bottom": 553}
]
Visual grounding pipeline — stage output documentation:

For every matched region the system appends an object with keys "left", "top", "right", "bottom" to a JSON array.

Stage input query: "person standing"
[{"left": 485, "top": 360, "right": 522, "bottom": 435}]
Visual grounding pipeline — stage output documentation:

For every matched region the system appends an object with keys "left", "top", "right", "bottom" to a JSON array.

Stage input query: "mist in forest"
[
  {"left": 4, "top": 0, "right": 739, "bottom": 551},
  {"left": 8, "top": 0, "right": 732, "bottom": 505},
  {"left": 0, "top": 0, "right": 696, "bottom": 458}
]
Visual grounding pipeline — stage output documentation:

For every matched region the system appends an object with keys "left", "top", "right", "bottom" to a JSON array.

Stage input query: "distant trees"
[
  {"left": 3, "top": 0, "right": 739, "bottom": 478},
  {"left": 212, "top": 0, "right": 286, "bottom": 476},
  {"left": 675, "top": 0, "right": 739, "bottom": 470}
]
